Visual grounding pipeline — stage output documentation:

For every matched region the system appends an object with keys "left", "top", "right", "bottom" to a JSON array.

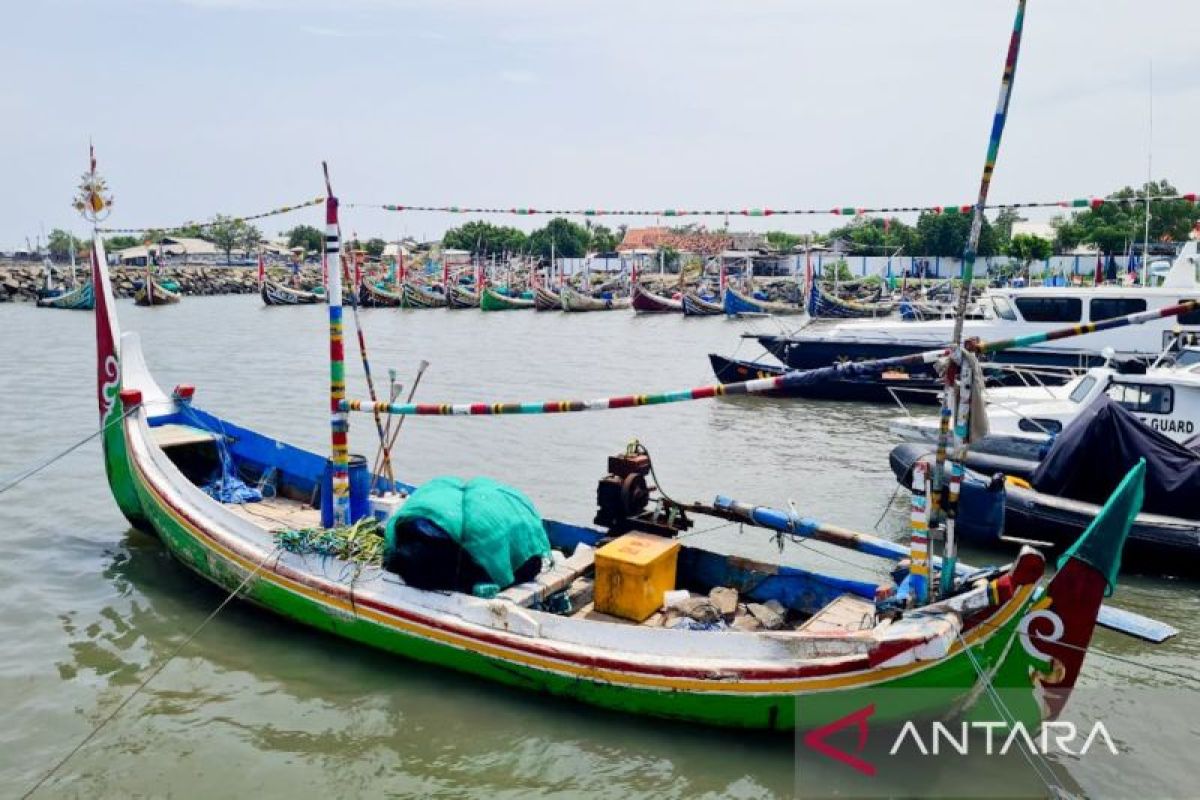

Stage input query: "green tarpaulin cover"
[{"left": 385, "top": 476, "right": 550, "bottom": 588}]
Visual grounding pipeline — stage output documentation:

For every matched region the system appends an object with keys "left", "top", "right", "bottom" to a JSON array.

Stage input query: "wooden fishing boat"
[
  {"left": 807, "top": 282, "right": 894, "bottom": 319},
  {"left": 87, "top": 221, "right": 1137, "bottom": 731},
  {"left": 37, "top": 246, "right": 95, "bottom": 310},
  {"left": 262, "top": 279, "right": 322, "bottom": 305},
  {"left": 560, "top": 285, "right": 631, "bottom": 312},
  {"left": 630, "top": 283, "right": 683, "bottom": 314},
  {"left": 447, "top": 285, "right": 480, "bottom": 309},
  {"left": 258, "top": 253, "right": 322, "bottom": 306},
  {"left": 709, "top": 354, "right": 942, "bottom": 405},
  {"left": 533, "top": 285, "right": 562, "bottom": 311},
  {"left": 480, "top": 286, "right": 535, "bottom": 311},
  {"left": 400, "top": 281, "right": 446, "bottom": 309},
  {"left": 723, "top": 285, "right": 803, "bottom": 317},
  {"left": 37, "top": 281, "right": 94, "bottom": 310},
  {"left": 358, "top": 280, "right": 402, "bottom": 308},
  {"left": 681, "top": 290, "right": 724, "bottom": 317},
  {"left": 75, "top": 129, "right": 1149, "bottom": 733},
  {"left": 134, "top": 278, "right": 181, "bottom": 306}
]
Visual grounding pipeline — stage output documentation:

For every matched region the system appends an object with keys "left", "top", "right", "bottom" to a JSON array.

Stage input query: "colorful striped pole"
[
  {"left": 337, "top": 298, "right": 1200, "bottom": 420},
  {"left": 932, "top": 0, "right": 1027, "bottom": 598},
  {"left": 322, "top": 163, "right": 350, "bottom": 528},
  {"left": 908, "top": 460, "right": 931, "bottom": 605},
  {"left": 941, "top": 351, "right": 974, "bottom": 597}
]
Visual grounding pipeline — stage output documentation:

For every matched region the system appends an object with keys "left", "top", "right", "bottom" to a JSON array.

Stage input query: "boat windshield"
[
  {"left": 990, "top": 296, "right": 1017, "bottom": 321},
  {"left": 1175, "top": 348, "right": 1200, "bottom": 368},
  {"left": 1068, "top": 375, "right": 1098, "bottom": 403}
]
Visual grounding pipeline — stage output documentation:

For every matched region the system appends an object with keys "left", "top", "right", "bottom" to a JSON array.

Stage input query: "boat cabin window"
[
  {"left": 1177, "top": 300, "right": 1200, "bottom": 326},
  {"left": 1106, "top": 382, "right": 1173, "bottom": 414},
  {"left": 1013, "top": 296, "right": 1082, "bottom": 323},
  {"left": 1018, "top": 418, "right": 1063, "bottom": 434},
  {"left": 990, "top": 296, "right": 1017, "bottom": 321},
  {"left": 1089, "top": 297, "right": 1147, "bottom": 322},
  {"left": 1068, "top": 375, "right": 1098, "bottom": 403}
]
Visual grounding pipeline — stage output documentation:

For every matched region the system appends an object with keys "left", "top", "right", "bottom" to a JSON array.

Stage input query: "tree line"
[{"left": 44, "top": 180, "right": 1196, "bottom": 265}]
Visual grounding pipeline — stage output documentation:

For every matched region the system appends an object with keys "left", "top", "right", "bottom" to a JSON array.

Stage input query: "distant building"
[{"left": 617, "top": 226, "right": 733, "bottom": 255}]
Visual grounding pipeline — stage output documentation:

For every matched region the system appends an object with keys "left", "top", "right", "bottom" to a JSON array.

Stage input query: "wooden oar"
[{"left": 700, "top": 495, "right": 1178, "bottom": 644}]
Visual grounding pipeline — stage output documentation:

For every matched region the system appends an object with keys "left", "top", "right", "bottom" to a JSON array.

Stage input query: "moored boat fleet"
[{"left": 31, "top": 0, "right": 1200, "bottom": 770}]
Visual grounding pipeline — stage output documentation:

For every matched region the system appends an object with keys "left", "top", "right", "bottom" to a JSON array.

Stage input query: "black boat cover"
[{"left": 1032, "top": 395, "right": 1200, "bottom": 516}]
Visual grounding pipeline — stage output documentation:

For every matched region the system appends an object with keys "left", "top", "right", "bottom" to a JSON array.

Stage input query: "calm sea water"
[{"left": 0, "top": 297, "right": 1196, "bottom": 799}]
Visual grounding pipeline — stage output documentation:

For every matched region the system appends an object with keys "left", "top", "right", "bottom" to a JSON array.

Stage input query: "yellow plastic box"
[{"left": 594, "top": 532, "right": 681, "bottom": 622}]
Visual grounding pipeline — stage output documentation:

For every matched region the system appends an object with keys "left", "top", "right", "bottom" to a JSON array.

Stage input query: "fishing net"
[{"left": 384, "top": 476, "right": 549, "bottom": 589}]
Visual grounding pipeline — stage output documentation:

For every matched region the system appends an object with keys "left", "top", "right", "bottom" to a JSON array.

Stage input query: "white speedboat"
[
  {"left": 890, "top": 345, "right": 1200, "bottom": 459},
  {"left": 760, "top": 242, "right": 1200, "bottom": 376}
]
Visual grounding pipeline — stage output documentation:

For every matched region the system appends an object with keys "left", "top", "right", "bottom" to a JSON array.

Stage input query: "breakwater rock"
[{"left": 0, "top": 260, "right": 325, "bottom": 302}]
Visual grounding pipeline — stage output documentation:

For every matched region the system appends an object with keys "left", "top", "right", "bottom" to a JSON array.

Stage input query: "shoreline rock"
[{"left": 0, "top": 259, "right": 324, "bottom": 302}]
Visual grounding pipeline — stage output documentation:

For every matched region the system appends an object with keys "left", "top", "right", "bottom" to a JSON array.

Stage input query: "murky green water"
[{"left": 1, "top": 298, "right": 1196, "bottom": 798}]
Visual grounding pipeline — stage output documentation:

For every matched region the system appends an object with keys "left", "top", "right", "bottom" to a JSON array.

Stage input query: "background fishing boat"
[
  {"left": 36, "top": 240, "right": 95, "bottom": 310},
  {"left": 400, "top": 280, "right": 446, "bottom": 308},
  {"left": 560, "top": 284, "right": 631, "bottom": 312},
  {"left": 534, "top": 285, "right": 562, "bottom": 311},
  {"left": 682, "top": 289, "right": 724, "bottom": 316},
  {"left": 134, "top": 273, "right": 181, "bottom": 306},
  {"left": 447, "top": 284, "right": 480, "bottom": 309},
  {"left": 807, "top": 281, "right": 894, "bottom": 318},
  {"left": 480, "top": 285, "right": 535, "bottom": 311},
  {"left": 258, "top": 254, "right": 321, "bottom": 306},
  {"left": 722, "top": 285, "right": 804, "bottom": 316},
  {"left": 631, "top": 282, "right": 682, "bottom": 314}
]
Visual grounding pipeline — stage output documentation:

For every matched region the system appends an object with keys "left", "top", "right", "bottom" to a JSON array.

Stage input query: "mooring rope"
[
  {"left": 0, "top": 407, "right": 136, "bottom": 497},
  {"left": 956, "top": 629, "right": 1070, "bottom": 799},
  {"left": 21, "top": 547, "right": 282, "bottom": 799}
]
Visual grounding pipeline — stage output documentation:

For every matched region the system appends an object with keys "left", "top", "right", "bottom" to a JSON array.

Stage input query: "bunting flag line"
[
  {"left": 97, "top": 197, "right": 324, "bottom": 234},
  {"left": 351, "top": 193, "right": 1199, "bottom": 219}
]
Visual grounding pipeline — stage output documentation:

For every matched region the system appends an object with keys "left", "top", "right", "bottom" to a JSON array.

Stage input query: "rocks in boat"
[
  {"left": 746, "top": 601, "right": 787, "bottom": 631},
  {"left": 708, "top": 587, "right": 739, "bottom": 620},
  {"left": 678, "top": 597, "right": 722, "bottom": 625},
  {"left": 731, "top": 613, "right": 763, "bottom": 632}
]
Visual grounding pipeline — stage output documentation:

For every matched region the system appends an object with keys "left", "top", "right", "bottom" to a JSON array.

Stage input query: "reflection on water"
[{"left": 0, "top": 298, "right": 1196, "bottom": 797}]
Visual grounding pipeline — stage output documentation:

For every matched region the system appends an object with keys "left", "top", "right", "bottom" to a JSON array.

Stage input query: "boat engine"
[{"left": 594, "top": 442, "right": 692, "bottom": 537}]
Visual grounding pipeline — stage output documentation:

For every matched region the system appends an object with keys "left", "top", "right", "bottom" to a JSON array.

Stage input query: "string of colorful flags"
[
  {"left": 96, "top": 197, "right": 324, "bottom": 234},
  {"left": 93, "top": 192, "right": 1200, "bottom": 234},
  {"left": 351, "top": 193, "right": 1199, "bottom": 219}
]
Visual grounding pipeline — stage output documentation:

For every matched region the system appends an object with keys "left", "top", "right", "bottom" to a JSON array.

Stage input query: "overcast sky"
[{"left": 4, "top": 0, "right": 1198, "bottom": 247}]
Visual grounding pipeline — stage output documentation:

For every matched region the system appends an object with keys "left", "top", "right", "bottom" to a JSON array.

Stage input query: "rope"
[
  {"left": 956, "top": 630, "right": 1070, "bottom": 798},
  {"left": 351, "top": 192, "right": 1199, "bottom": 219},
  {"left": 96, "top": 197, "right": 323, "bottom": 234},
  {"left": 0, "top": 407, "right": 136, "bottom": 497},
  {"left": 21, "top": 547, "right": 282, "bottom": 799}
]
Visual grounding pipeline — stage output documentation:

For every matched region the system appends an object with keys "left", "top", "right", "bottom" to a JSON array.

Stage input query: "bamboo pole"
[{"left": 932, "top": 0, "right": 1028, "bottom": 598}]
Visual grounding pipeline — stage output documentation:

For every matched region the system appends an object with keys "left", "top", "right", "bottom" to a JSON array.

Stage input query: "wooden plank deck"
[{"left": 226, "top": 496, "right": 321, "bottom": 531}]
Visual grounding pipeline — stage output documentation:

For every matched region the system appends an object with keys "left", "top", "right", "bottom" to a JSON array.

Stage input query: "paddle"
[{"left": 700, "top": 495, "right": 1178, "bottom": 644}]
